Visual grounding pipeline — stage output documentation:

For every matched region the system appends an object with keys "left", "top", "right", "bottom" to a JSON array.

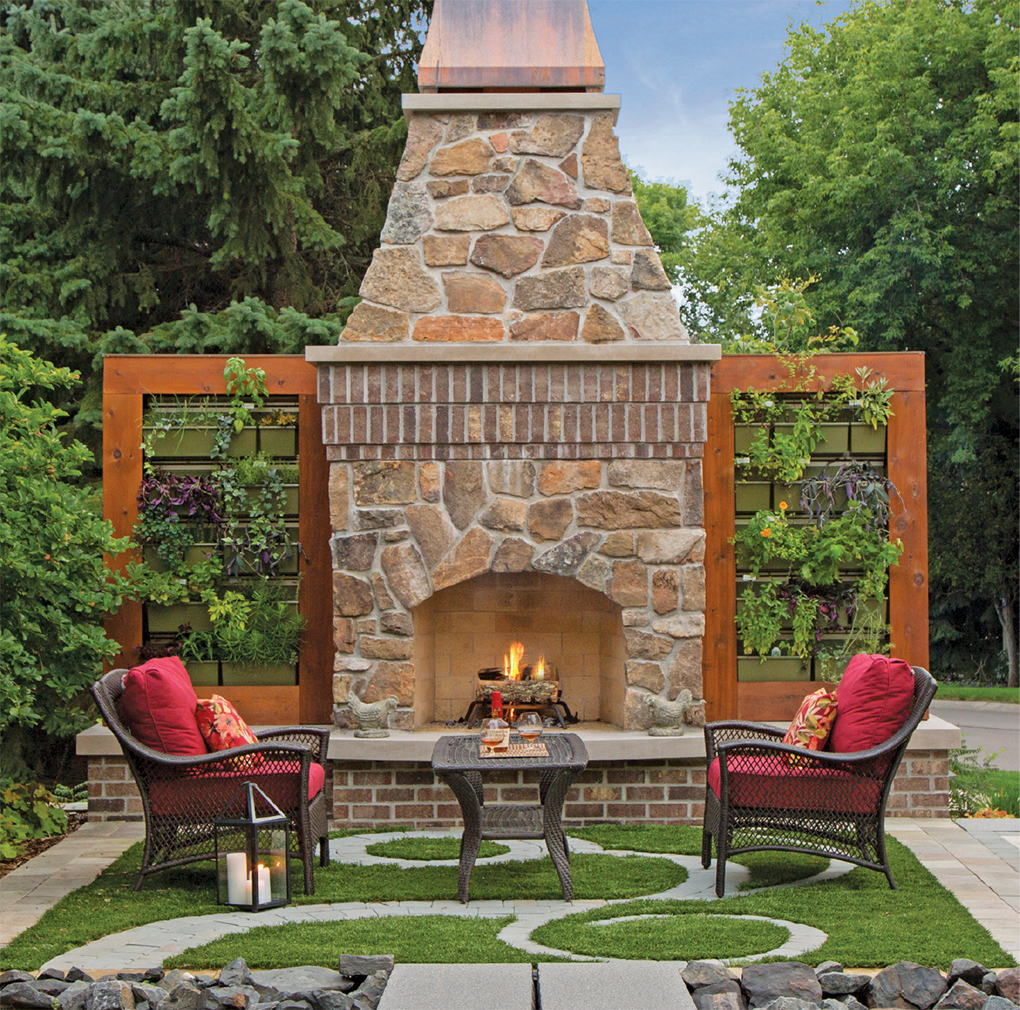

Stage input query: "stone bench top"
[{"left": 77, "top": 717, "right": 961, "bottom": 762}]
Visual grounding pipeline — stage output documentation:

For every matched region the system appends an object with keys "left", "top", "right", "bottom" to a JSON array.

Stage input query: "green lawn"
[
  {"left": 935, "top": 684, "right": 1019, "bottom": 703},
  {"left": 1, "top": 826, "right": 1014, "bottom": 972}
]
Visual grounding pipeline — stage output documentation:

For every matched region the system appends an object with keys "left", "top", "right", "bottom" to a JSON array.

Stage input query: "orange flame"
[
  {"left": 504, "top": 641, "right": 524, "bottom": 680},
  {"left": 533, "top": 656, "right": 546, "bottom": 680}
]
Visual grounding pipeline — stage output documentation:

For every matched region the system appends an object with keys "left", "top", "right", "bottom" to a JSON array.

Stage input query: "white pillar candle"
[
  {"left": 255, "top": 863, "right": 271, "bottom": 905},
  {"left": 226, "top": 852, "right": 248, "bottom": 905}
]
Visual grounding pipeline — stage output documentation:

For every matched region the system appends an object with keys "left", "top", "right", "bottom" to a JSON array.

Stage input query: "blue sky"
[{"left": 587, "top": 0, "right": 856, "bottom": 201}]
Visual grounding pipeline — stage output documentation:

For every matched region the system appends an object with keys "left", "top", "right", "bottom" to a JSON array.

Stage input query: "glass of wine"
[{"left": 517, "top": 712, "right": 543, "bottom": 743}]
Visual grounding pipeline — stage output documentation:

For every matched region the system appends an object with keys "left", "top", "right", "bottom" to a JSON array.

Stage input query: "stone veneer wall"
[
  {"left": 86, "top": 751, "right": 952, "bottom": 825},
  {"left": 340, "top": 105, "right": 687, "bottom": 347},
  {"left": 321, "top": 360, "right": 710, "bottom": 731}
]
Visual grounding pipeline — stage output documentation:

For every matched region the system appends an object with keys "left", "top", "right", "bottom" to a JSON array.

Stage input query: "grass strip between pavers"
[{"left": 1, "top": 826, "right": 1015, "bottom": 971}]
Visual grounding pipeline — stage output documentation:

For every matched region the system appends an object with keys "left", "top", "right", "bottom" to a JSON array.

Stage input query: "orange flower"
[
  {"left": 44, "top": 554, "right": 51, "bottom": 560},
  {"left": 778, "top": 501, "right": 789, "bottom": 510},
  {"left": 761, "top": 528, "right": 771, "bottom": 538}
]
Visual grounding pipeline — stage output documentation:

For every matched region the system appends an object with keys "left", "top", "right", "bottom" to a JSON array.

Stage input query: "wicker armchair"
[
  {"left": 702, "top": 665, "right": 937, "bottom": 897},
  {"left": 92, "top": 669, "right": 330, "bottom": 894}
]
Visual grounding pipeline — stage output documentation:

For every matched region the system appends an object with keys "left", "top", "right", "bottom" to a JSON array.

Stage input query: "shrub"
[
  {"left": 0, "top": 781, "right": 69, "bottom": 858},
  {"left": 0, "top": 338, "right": 138, "bottom": 776}
]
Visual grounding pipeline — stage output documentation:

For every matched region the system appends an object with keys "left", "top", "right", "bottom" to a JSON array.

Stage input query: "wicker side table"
[{"left": 431, "top": 733, "right": 589, "bottom": 902}]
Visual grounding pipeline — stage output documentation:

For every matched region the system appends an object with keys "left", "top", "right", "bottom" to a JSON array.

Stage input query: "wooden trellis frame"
[
  {"left": 102, "top": 355, "right": 333, "bottom": 725},
  {"left": 702, "top": 353, "right": 928, "bottom": 722}
]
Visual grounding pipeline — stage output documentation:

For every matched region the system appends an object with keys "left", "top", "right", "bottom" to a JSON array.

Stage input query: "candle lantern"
[{"left": 214, "top": 782, "right": 291, "bottom": 911}]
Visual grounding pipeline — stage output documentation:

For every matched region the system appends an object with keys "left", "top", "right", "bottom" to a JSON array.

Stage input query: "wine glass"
[{"left": 517, "top": 712, "right": 543, "bottom": 742}]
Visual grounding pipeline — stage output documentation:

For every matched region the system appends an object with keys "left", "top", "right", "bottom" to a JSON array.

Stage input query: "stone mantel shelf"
[
  {"left": 403, "top": 93, "right": 621, "bottom": 123},
  {"left": 306, "top": 342, "right": 722, "bottom": 365},
  {"left": 77, "top": 717, "right": 962, "bottom": 764}
]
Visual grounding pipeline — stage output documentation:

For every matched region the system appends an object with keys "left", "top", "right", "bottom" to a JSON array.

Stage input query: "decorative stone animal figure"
[
  {"left": 348, "top": 687, "right": 399, "bottom": 738},
  {"left": 644, "top": 689, "right": 693, "bottom": 737}
]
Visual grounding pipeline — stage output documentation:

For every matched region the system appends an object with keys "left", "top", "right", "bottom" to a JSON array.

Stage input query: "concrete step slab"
[
  {"left": 537, "top": 961, "right": 693, "bottom": 1010},
  {"left": 377, "top": 963, "right": 534, "bottom": 1010}
]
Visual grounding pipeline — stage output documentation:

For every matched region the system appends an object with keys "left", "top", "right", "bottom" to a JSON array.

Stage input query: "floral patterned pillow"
[
  {"left": 195, "top": 696, "right": 259, "bottom": 752},
  {"left": 783, "top": 689, "right": 838, "bottom": 764}
]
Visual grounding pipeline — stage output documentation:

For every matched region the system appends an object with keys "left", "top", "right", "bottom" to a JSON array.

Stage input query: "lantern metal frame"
[{"left": 214, "top": 781, "right": 292, "bottom": 911}]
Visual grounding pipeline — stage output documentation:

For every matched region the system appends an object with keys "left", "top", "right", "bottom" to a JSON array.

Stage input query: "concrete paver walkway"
[{"left": 1, "top": 817, "right": 1017, "bottom": 968}]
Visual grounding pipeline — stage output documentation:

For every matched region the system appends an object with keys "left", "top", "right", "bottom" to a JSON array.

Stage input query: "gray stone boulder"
[
  {"left": 0, "top": 983, "right": 57, "bottom": 1009},
  {"left": 935, "top": 980, "right": 993, "bottom": 1010},
  {"left": 949, "top": 964, "right": 992, "bottom": 988},
  {"left": 694, "top": 981, "right": 747, "bottom": 1010},
  {"left": 994, "top": 969, "right": 1019, "bottom": 1005},
  {"left": 868, "top": 962, "right": 949, "bottom": 1010},
  {"left": 743, "top": 963, "right": 823, "bottom": 1008},
  {"left": 819, "top": 974, "right": 871, "bottom": 997},
  {"left": 683, "top": 961, "right": 742, "bottom": 992},
  {"left": 986, "top": 998, "right": 1019, "bottom": 1010}
]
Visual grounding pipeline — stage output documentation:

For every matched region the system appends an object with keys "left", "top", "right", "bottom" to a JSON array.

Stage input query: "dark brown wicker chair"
[
  {"left": 92, "top": 669, "right": 330, "bottom": 894},
  {"left": 702, "top": 665, "right": 937, "bottom": 896}
]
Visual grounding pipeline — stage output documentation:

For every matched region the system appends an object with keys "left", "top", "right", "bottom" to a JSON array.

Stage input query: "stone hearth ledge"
[
  {"left": 306, "top": 342, "right": 721, "bottom": 363},
  {"left": 77, "top": 717, "right": 961, "bottom": 764}
]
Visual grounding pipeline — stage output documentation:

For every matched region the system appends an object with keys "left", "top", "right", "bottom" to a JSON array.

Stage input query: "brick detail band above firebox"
[{"left": 318, "top": 360, "right": 710, "bottom": 460}]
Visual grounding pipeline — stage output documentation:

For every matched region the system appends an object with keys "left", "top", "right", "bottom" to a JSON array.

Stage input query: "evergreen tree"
[{"left": 1, "top": 0, "right": 431, "bottom": 419}]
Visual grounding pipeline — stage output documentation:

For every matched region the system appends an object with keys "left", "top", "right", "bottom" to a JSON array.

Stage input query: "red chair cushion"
[
  {"left": 708, "top": 755, "right": 882, "bottom": 814},
  {"left": 148, "top": 761, "right": 325, "bottom": 816},
  {"left": 195, "top": 696, "right": 259, "bottom": 751},
  {"left": 828, "top": 654, "right": 914, "bottom": 753},
  {"left": 119, "top": 658, "right": 207, "bottom": 756}
]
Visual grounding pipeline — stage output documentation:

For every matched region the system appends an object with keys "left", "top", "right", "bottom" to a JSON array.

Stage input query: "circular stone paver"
[{"left": 41, "top": 831, "right": 844, "bottom": 971}]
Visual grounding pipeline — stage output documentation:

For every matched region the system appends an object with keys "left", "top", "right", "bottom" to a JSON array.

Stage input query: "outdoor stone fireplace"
[{"left": 310, "top": 0, "right": 720, "bottom": 733}]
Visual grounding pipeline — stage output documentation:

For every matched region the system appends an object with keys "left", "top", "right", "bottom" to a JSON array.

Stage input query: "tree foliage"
[
  {"left": 0, "top": 339, "right": 138, "bottom": 776},
  {"left": 677, "top": 0, "right": 1018, "bottom": 682},
  {"left": 0, "top": 0, "right": 430, "bottom": 408}
]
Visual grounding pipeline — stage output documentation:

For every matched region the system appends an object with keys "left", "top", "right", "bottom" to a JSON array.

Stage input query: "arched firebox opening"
[{"left": 411, "top": 571, "right": 625, "bottom": 728}]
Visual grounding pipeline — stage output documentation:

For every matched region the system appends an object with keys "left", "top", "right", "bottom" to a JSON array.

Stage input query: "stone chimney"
[{"left": 308, "top": 0, "right": 720, "bottom": 731}]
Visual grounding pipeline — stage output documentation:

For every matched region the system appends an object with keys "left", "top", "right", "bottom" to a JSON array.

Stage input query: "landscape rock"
[
  {"left": 742, "top": 963, "right": 823, "bottom": 1008},
  {"left": 868, "top": 962, "right": 948, "bottom": 1010},
  {"left": 0, "top": 977, "right": 36, "bottom": 989},
  {"left": 994, "top": 969, "right": 1019, "bottom": 1005},
  {"left": 200, "top": 986, "right": 260, "bottom": 1010},
  {"left": 531, "top": 531, "right": 599, "bottom": 575},
  {"left": 692, "top": 982, "right": 747, "bottom": 1010},
  {"left": 818, "top": 975, "right": 870, "bottom": 996},
  {"left": 249, "top": 969, "right": 352, "bottom": 1000},
  {"left": 987, "top": 999, "right": 1019, "bottom": 1010},
  {"left": 337, "top": 956, "right": 395, "bottom": 979},
  {"left": 85, "top": 981, "right": 134, "bottom": 1010},
  {"left": 760, "top": 999, "right": 820, "bottom": 1010},
  {"left": 934, "top": 981, "right": 992, "bottom": 1010},
  {"left": 816, "top": 965, "right": 844, "bottom": 978},
  {"left": 1, "top": 984, "right": 59, "bottom": 1009},
  {"left": 56, "top": 984, "right": 89, "bottom": 1010},
  {"left": 948, "top": 964, "right": 990, "bottom": 988}
]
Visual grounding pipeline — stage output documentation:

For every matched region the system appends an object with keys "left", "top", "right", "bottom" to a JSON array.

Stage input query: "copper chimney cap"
[{"left": 417, "top": 0, "right": 605, "bottom": 93}]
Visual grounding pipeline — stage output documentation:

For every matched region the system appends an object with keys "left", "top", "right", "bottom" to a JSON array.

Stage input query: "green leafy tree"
[
  {"left": 0, "top": 0, "right": 431, "bottom": 417},
  {"left": 677, "top": 0, "right": 1018, "bottom": 682},
  {"left": 0, "top": 339, "right": 138, "bottom": 777}
]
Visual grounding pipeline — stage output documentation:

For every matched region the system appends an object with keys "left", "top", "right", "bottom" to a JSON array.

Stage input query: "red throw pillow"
[
  {"left": 195, "top": 695, "right": 259, "bottom": 752},
  {"left": 828, "top": 654, "right": 915, "bottom": 753},
  {"left": 783, "top": 689, "right": 838, "bottom": 763},
  {"left": 119, "top": 657, "right": 207, "bottom": 755}
]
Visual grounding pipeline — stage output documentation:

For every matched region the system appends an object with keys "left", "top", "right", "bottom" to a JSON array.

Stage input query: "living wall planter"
[
  {"left": 850, "top": 424, "right": 887, "bottom": 454},
  {"left": 142, "top": 427, "right": 257, "bottom": 458},
  {"left": 734, "top": 482, "right": 771, "bottom": 512},
  {"left": 147, "top": 603, "right": 212, "bottom": 633},
  {"left": 221, "top": 662, "right": 297, "bottom": 687},
  {"left": 258, "top": 428, "right": 297, "bottom": 457},
  {"left": 737, "top": 656, "right": 810, "bottom": 682},
  {"left": 187, "top": 661, "right": 220, "bottom": 687}
]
